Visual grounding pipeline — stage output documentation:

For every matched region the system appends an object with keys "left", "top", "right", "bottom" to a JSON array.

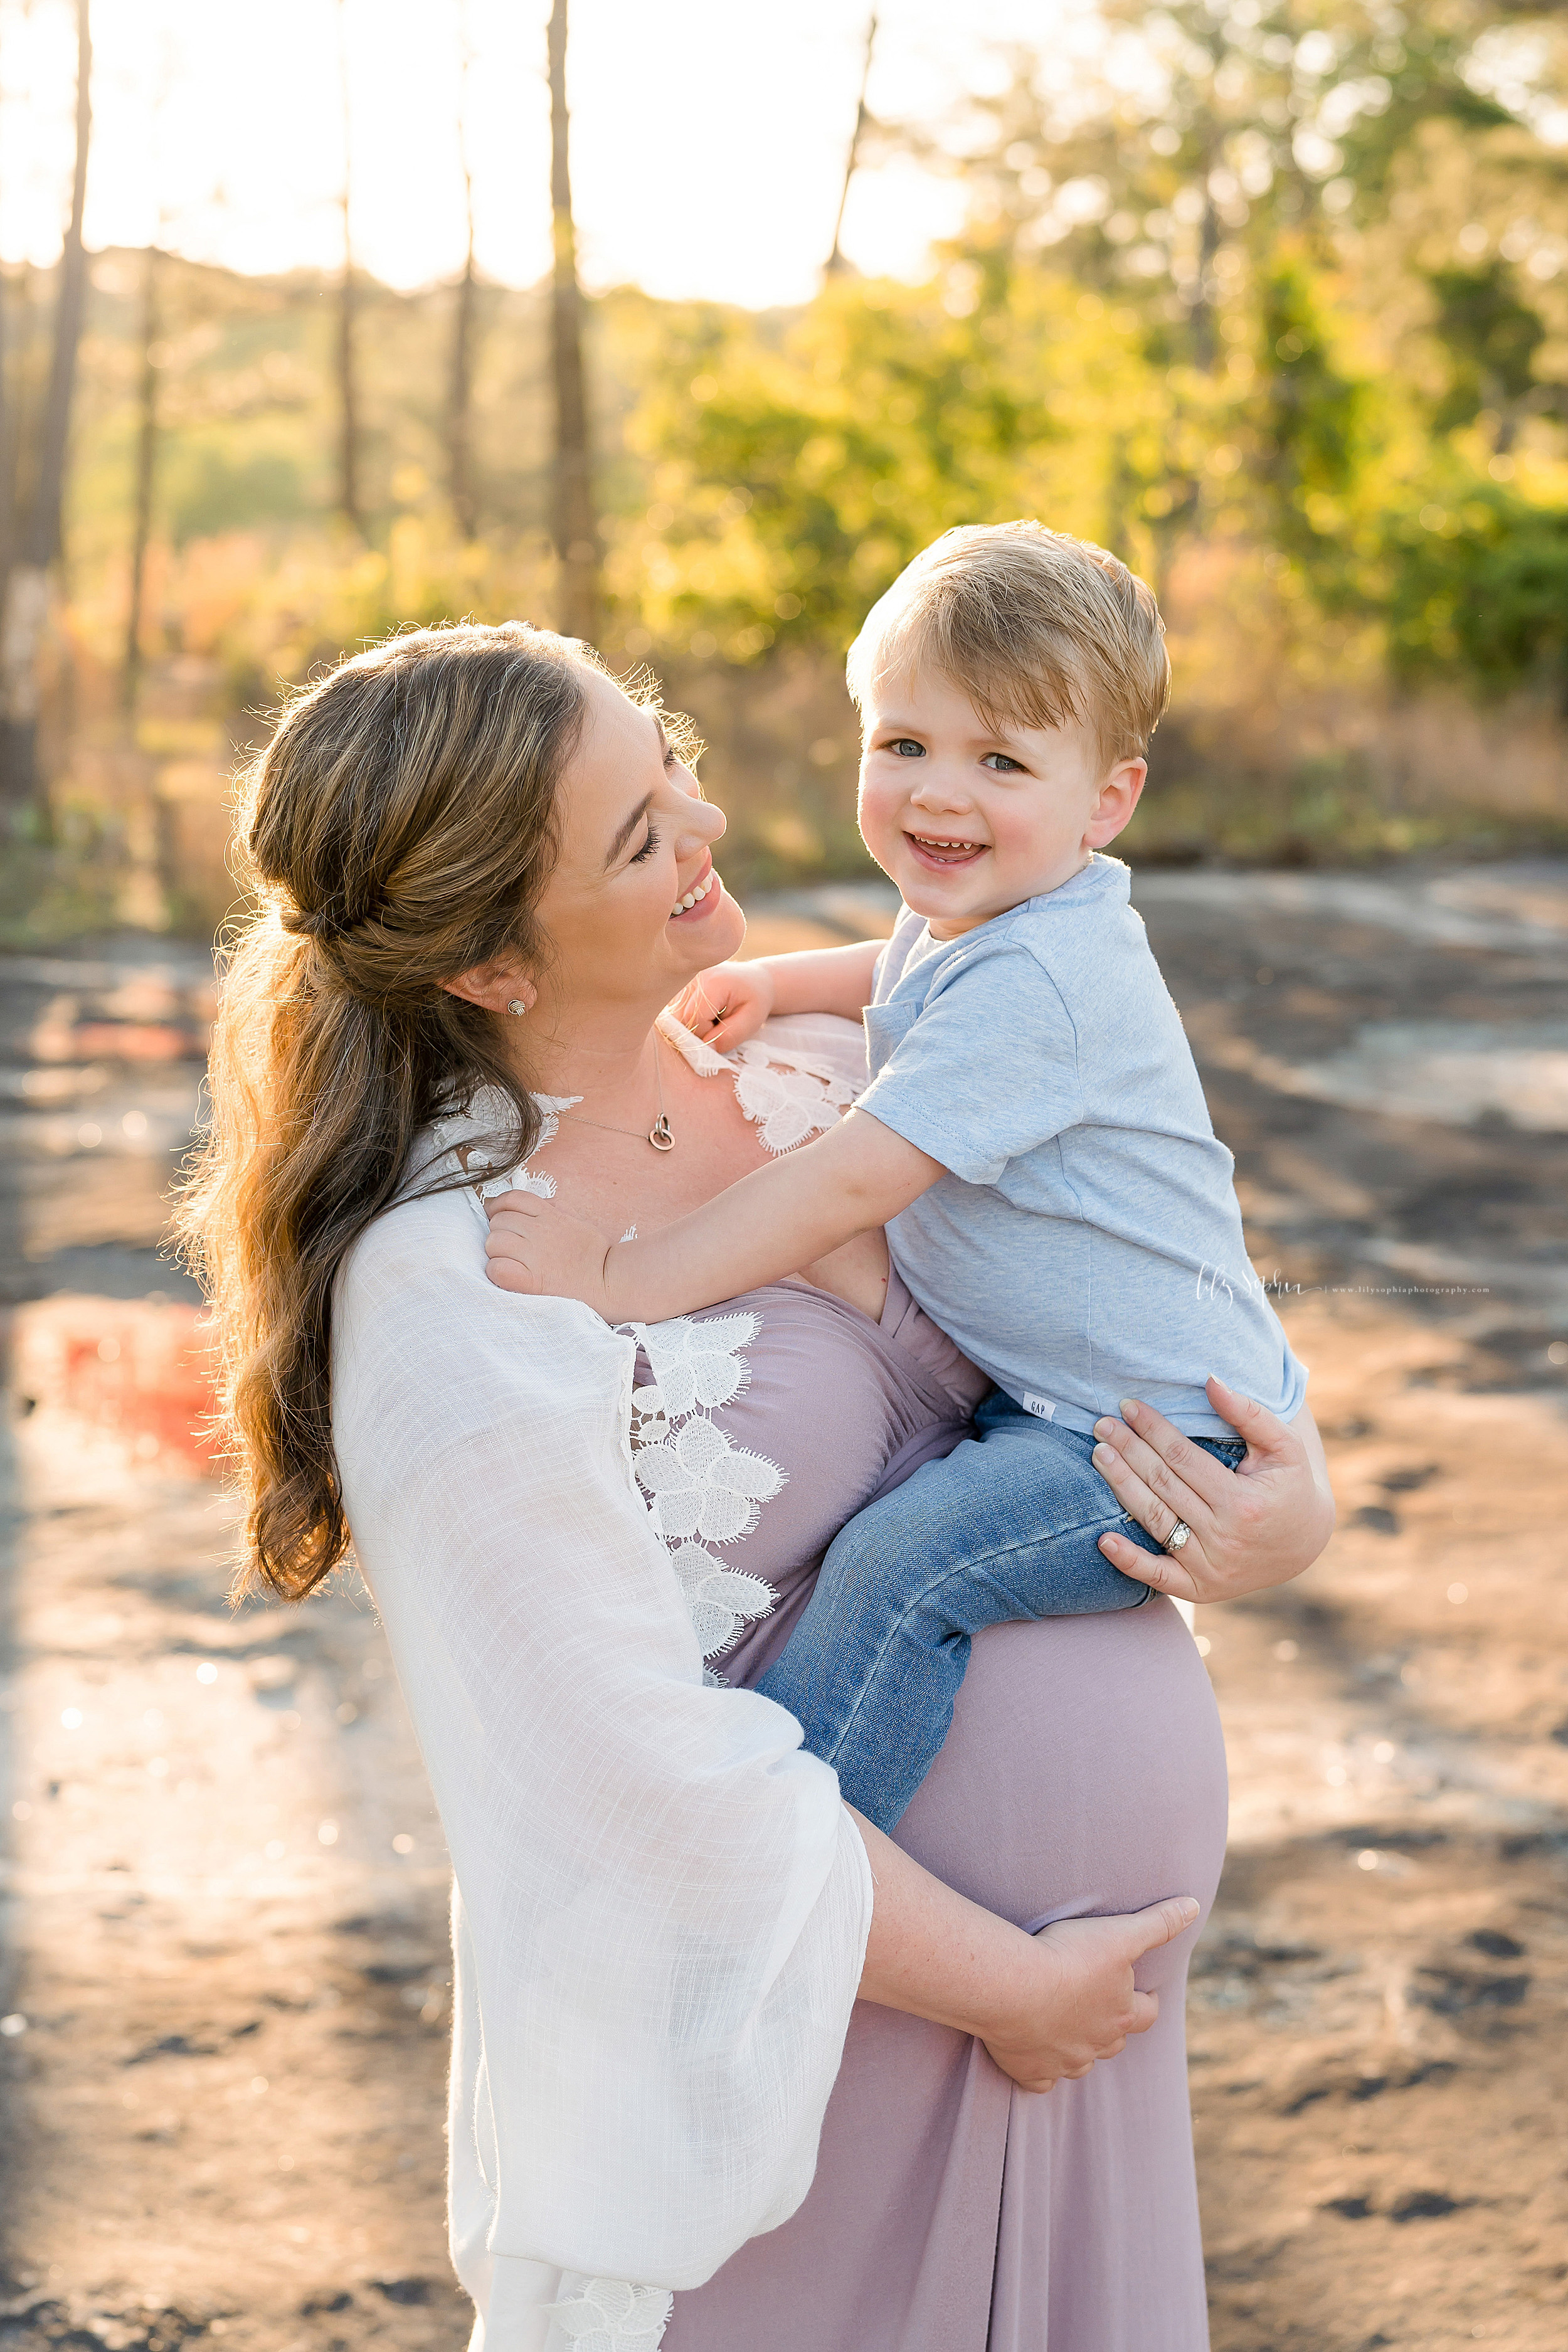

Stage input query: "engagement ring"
[{"left": 1163, "top": 1520, "right": 1191, "bottom": 1555}]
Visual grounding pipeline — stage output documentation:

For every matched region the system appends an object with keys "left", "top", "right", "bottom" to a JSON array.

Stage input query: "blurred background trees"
[{"left": 6, "top": 0, "right": 1568, "bottom": 938}]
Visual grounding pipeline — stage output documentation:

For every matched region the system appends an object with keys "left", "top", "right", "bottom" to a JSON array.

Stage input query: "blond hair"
[
  {"left": 846, "top": 521, "right": 1170, "bottom": 768},
  {"left": 176, "top": 620, "right": 598, "bottom": 1602}
]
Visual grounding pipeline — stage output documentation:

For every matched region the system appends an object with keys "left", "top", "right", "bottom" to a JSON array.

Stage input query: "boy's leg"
[{"left": 758, "top": 1401, "right": 1163, "bottom": 1833}]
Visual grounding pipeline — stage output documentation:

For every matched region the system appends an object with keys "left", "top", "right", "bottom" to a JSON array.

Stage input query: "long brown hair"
[{"left": 177, "top": 620, "right": 592, "bottom": 1603}]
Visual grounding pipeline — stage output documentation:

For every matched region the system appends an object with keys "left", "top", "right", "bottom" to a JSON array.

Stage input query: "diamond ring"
[{"left": 1163, "top": 1519, "right": 1192, "bottom": 1555}]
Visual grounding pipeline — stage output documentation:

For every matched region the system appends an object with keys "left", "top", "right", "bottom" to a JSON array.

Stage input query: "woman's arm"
[
  {"left": 850, "top": 1809, "right": 1199, "bottom": 2092},
  {"left": 1091, "top": 1375, "right": 1335, "bottom": 1601}
]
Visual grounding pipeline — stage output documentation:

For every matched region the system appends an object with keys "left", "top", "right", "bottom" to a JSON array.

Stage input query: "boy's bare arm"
[
  {"left": 673, "top": 940, "right": 884, "bottom": 1051},
  {"left": 485, "top": 1108, "right": 943, "bottom": 1320},
  {"left": 765, "top": 940, "right": 884, "bottom": 1018}
]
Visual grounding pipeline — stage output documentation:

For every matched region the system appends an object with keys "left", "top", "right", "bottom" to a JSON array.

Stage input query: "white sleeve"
[{"left": 332, "top": 1184, "right": 873, "bottom": 2349}]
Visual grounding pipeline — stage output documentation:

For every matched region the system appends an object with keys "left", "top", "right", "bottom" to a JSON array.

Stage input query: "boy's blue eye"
[
  {"left": 980, "top": 753, "right": 1025, "bottom": 773},
  {"left": 889, "top": 739, "right": 925, "bottom": 758}
]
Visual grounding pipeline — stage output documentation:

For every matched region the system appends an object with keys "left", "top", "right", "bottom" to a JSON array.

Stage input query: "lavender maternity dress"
[{"left": 637, "top": 1273, "right": 1229, "bottom": 2352}]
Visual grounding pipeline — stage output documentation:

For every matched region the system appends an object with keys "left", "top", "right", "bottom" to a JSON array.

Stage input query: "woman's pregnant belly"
[{"left": 897, "top": 1597, "right": 1229, "bottom": 1954}]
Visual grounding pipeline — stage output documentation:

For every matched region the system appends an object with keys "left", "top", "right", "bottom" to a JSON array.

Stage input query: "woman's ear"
[{"left": 441, "top": 964, "right": 537, "bottom": 1016}]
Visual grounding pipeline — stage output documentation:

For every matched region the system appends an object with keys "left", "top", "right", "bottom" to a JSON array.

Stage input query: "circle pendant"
[{"left": 649, "top": 1116, "right": 675, "bottom": 1153}]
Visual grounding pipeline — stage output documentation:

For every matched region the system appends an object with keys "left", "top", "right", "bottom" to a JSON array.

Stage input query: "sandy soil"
[{"left": 1, "top": 865, "right": 1565, "bottom": 2350}]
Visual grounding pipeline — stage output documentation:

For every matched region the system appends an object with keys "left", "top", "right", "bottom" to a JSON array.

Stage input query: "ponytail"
[{"left": 177, "top": 622, "right": 590, "bottom": 1600}]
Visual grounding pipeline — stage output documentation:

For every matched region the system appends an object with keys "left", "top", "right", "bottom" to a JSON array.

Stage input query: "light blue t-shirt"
[{"left": 858, "top": 854, "right": 1307, "bottom": 1439}]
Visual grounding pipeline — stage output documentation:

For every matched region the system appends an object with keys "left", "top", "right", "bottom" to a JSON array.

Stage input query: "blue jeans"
[{"left": 756, "top": 1391, "right": 1244, "bottom": 1831}]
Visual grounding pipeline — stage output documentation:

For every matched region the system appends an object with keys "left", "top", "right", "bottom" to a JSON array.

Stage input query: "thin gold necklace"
[{"left": 556, "top": 1036, "right": 675, "bottom": 1152}]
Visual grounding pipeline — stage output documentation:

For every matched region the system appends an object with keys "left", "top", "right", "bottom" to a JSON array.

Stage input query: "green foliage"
[
  {"left": 611, "top": 0, "right": 1568, "bottom": 722},
  {"left": 1427, "top": 262, "right": 1547, "bottom": 433},
  {"left": 1247, "top": 250, "right": 1370, "bottom": 593},
  {"left": 614, "top": 270, "right": 1136, "bottom": 655},
  {"left": 162, "top": 438, "right": 312, "bottom": 543},
  {"left": 1384, "top": 484, "right": 1568, "bottom": 694},
  {"left": 932, "top": 1, "right": 1516, "bottom": 368}
]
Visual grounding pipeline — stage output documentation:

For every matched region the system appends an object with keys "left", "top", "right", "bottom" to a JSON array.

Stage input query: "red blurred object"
[{"left": 6, "top": 1296, "right": 225, "bottom": 1475}]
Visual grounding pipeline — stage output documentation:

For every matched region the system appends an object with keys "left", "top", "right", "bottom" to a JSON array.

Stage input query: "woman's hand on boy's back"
[
  {"left": 1090, "top": 1377, "right": 1335, "bottom": 1604},
  {"left": 670, "top": 960, "right": 775, "bottom": 1052}
]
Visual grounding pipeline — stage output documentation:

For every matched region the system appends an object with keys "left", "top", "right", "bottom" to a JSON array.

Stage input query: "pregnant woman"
[{"left": 181, "top": 622, "right": 1333, "bottom": 2352}]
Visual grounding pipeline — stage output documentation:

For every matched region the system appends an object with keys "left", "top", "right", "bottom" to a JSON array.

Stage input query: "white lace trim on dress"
[
  {"left": 627, "top": 1310, "right": 783, "bottom": 1662},
  {"left": 657, "top": 1008, "right": 854, "bottom": 1155},
  {"left": 431, "top": 1091, "right": 581, "bottom": 1200},
  {"left": 543, "top": 2274, "right": 674, "bottom": 2348}
]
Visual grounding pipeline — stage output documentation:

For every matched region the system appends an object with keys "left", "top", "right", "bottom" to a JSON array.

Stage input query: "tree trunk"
[
  {"left": 0, "top": 0, "right": 90, "bottom": 810},
  {"left": 825, "top": 13, "right": 877, "bottom": 277},
  {"left": 449, "top": 13, "right": 479, "bottom": 541},
  {"left": 1189, "top": 181, "right": 1221, "bottom": 374},
  {"left": 124, "top": 242, "right": 159, "bottom": 714},
  {"left": 548, "top": 0, "right": 597, "bottom": 643},
  {"left": 336, "top": 0, "right": 362, "bottom": 537},
  {"left": 0, "top": 254, "right": 11, "bottom": 625},
  {"left": 4, "top": 264, "right": 33, "bottom": 554}
]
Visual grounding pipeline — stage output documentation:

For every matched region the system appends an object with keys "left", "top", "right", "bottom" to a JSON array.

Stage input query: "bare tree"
[
  {"left": 825, "top": 12, "right": 877, "bottom": 277},
  {"left": 0, "top": 11, "right": 11, "bottom": 628},
  {"left": 548, "top": 0, "right": 597, "bottom": 642},
  {"left": 0, "top": 252, "right": 11, "bottom": 635},
  {"left": 124, "top": 39, "right": 180, "bottom": 716},
  {"left": 124, "top": 241, "right": 160, "bottom": 712},
  {"left": 335, "top": 0, "right": 362, "bottom": 536},
  {"left": 448, "top": 1, "right": 479, "bottom": 540},
  {"left": 3, "top": 263, "right": 36, "bottom": 586},
  {"left": 0, "top": 0, "right": 91, "bottom": 808}
]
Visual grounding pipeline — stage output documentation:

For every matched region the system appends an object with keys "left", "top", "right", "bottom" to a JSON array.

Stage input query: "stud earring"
[{"left": 507, "top": 999, "right": 529, "bottom": 1017}]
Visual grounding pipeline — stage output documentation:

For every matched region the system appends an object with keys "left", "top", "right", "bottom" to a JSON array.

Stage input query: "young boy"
[{"left": 488, "top": 521, "right": 1308, "bottom": 1830}]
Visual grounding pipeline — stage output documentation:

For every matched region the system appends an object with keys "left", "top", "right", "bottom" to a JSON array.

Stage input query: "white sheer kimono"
[{"left": 331, "top": 1022, "right": 875, "bottom": 2351}]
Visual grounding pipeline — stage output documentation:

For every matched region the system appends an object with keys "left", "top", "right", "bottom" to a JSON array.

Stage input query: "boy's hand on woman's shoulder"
[
  {"left": 484, "top": 1189, "right": 614, "bottom": 1316},
  {"left": 669, "top": 959, "right": 775, "bottom": 1052}
]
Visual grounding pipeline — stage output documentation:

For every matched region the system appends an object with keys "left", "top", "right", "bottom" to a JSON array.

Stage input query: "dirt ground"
[{"left": 1, "top": 862, "right": 1565, "bottom": 2351}]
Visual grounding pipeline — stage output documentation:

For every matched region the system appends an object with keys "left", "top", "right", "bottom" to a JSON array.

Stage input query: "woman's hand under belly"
[
  {"left": 894, "top": 1607, "right": 1231, "bottom": 1964},
  {"left": 795, "top": 1227, "right": 892, "bottom": 1323},
  {"left": 850, "top": 1802, "right": 1199, "bottom": 2093}
]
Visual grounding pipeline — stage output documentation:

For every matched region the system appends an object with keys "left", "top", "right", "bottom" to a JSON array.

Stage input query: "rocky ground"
[{"left": 1, "top": 862, "right": 1565, "bottom": 2351}]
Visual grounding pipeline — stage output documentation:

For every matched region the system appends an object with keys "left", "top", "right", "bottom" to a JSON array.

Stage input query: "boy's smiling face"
[{"left": 857, "top": 667, "right": 1147, "bottom": 939}]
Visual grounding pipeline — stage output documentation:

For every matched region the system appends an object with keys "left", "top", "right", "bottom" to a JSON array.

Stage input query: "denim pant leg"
[{"left": 758, "top": 1402, "right": 1161, "bottom": 1833}]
